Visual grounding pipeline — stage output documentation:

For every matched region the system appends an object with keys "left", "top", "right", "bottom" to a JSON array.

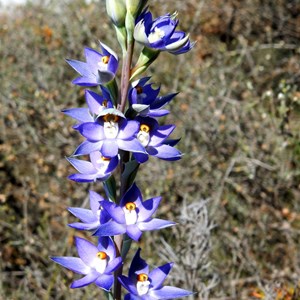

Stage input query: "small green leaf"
[
  {"left": 121, "top": 159, "right": 140, "bottom": 192},
  {"left": 121, "top": 234, "right": 132, "bottom": 259},
  {"left": 103, "top": 175, "right": 117, "bottom": 202}
]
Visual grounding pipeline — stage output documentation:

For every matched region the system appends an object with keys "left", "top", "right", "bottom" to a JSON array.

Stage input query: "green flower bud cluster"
[{"left": 106, "top": 0, "right": 147, "bottom": 28}]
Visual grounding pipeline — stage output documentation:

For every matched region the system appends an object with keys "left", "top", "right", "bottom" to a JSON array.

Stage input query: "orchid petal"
[
  {"left": 149, "top": 286, "right": 193, "bottom": 299},
  {"left": 138, "top": 218, "right": 175, "bottom": 231},
  {"left": 51, "top": 257, "right": 90, "bottom": 275},
  {"left": 70, "top": 271, "right": 99, "bottom": 288},
  {"left": 94, "top": 274, "right": 114, "bottom": 291}
]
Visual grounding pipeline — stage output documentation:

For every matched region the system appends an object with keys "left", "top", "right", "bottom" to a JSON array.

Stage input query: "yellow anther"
[
  {"left": 137, "top": 273, "right": 148, "bottom": 282},
  {"left": 103, "top": 114, "right": 120, "bottom": 123},
  {"left": 125, "top": 202, "right": 136, "bottom": 211},
  {"left": 136, "top": 86, "right": 143, "bottom": 94},
  {"left": 140, "top": 124, "right": 150, "bottom": 133},
  {"left": 101, "top": 55, "right": 110, "bottom": 64},
  {"left": 97, "top": 251, "right": 107, "bottom": 260},
  {"left": 102, "top": 156, "right": 111, "bottom": 161},
  {"left": 102, "top": 100, "right": 108, "bottom": 107}
]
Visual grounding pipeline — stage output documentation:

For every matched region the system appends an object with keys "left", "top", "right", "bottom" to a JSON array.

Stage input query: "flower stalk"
[
  {"left": 119, "top": 38, "right": 134, "bottom": 113},
  {"left": 51, "top": 1, "right": 194, "bottom": 299}
]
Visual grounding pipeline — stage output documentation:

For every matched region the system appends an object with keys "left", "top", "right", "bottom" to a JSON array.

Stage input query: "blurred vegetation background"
[{"left": 1, "top": 0, "right": 300, "bottom": 299}]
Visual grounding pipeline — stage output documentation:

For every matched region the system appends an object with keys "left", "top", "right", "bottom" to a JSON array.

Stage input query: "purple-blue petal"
[
  {"left": 70, "top": 271, "right": 99, "bottom": 289},
  {"left": 118, "top": 120, "right": 140, "bottom": 140},
  {"left": 68, "top": 207, "right": 96, "bottom": 223},
  {"left": 137, "top": 196, "right": 161, "bottom": 222},
  {"left": 72, "top": 76, "right": 99, "bottom": 87},
  {"left": 129, "top": 249, "right": 149, "bottom": 279},
  {"left": 138, "top": 218, "right": 175, "bottom": 231},
  {"left": 107, "top": 54, "right": 118, "bottom": 74},
  {"left": 101, "top": 140, "right": 119, "bottom": 157},
  {"left": 97, "top": 236, "right": 115, "bottom": 259},
  {"left": 75, "top": 237, "right": 99, "bottom": 266},
  {"left": 119, "top": 275, "right": 138, "bottom": 295},
  {"left": 149, "top": 286, "right": 193, "bottom": 299},
  {"left": 66, "top": 157, "right": 96, "bottom": 174},
  {"left": 147, "top": 144, "right": 181, "bottom": 161},
  {"left": 120, "top": 183, "right": 143, "bottom": 207},
  {"left": 94, "top": 221, "right": 126, "bottom": 237},
  {"left": 117, "top": 138, "right": 146, "bottom": 154},
  {"left": 73, "top": 141, "right": 103, "bottom": 156},
  {"left": 84, "top": 47, "right": 102, "bottom": 66},
  {"left": 94, "top": 274, "right": 114, "bottom": 291},
  {"left": 89, "top": 190, "right": 104, "bottom": 215},
  {"left": 51, "top": 256, "right": 90, "bottom": 275},
  {"left": 78, "top": 122, "right": 104, "bottom": 142},
  {"left": 133, "top": 152, "right": 149, "bottom": 164},
  {"left": 126, "top": 224, "right": 142, "bottom": 241},
  {"left": 105, "top": 257, "right": 123, "bottom": 274},
  {"left": 106, "top": 155, "right": 119, "bottom": 173},
  {"left": 151, "top": 93, "right": 178, "bottom": 110},
  {"left": 66, "top": 59, "right": 91, "bottom": 77},
  {"left": 148, "top": 262, "right": 173, "bottom": 289},
  {"left": 149, "top": 125, "right": 175, "bottom": 147},
  {"left": 68, "top": 173, "right": 109, "bottom": 182},
  {"left": 89, "top": 151, "right": 118, "bottom": 174},
  {"left": 85, "top": 90, "right": 105, "bottom": 115},
  {"left": 101, "top": 200, "right": 126, "bottom": 224},
  {"left": 100, "top": 42, "right": 118, "bottom": 61},
  {"left": 163, "top": 138, "right": 181, "bottom": 147},
  {"left": 63, "top": 107, "right": 93, "bottom": 123},
  {"left": 147, "top": 109, "right": 170, "bottom": 117},
  {"left": 68, "top": 221, "right": 99, "bottom": 231}
]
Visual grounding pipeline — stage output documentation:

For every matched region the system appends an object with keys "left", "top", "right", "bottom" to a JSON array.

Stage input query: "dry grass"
[{"left": 1, "top": 0, "right": 300, "bottom": 299}]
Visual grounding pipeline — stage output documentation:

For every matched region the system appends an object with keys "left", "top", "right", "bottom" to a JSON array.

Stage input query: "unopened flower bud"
[
  {"left": 106, "top": 0, "right": 126, "bottom": 27},
  {"left": 125, "top": 0, "right": 148, "bottom": 18}
]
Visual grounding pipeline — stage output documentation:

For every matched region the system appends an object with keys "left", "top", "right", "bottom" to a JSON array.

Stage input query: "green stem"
[
  {"left": 114, "top": 29, "right": 134, "bottom": 298},
  {"left": 113, "top": 234, "right": 123, "bottom": 300},
  {"left": 105, "top": 291, "right": 114, "bottom": 300},
  {"left": 119, "top": 39, "right": 134, "bottom": 113}
]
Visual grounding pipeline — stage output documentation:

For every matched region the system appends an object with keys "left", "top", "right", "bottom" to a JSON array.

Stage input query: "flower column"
[{"left": 51, "top": 1, "right": 195, "bottom": 299}]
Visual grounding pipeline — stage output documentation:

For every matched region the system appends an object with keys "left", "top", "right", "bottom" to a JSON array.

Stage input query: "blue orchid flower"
[
  {"left": 66, "top": 151, "right": 119, "bottom": 182},
  {"left": 93, "top": 183, "right": 175, "bottom": 241},
  {"left": 134, "top": 11, "right": 194, "bottom": 55},
  {"left": 119, "top": 248, "right": 193, "bottom": 299},
  {"left": 133, "top": 116, "right": 182, "bottom": 163},
  {"left": 74, "top": 109, "right": 146, "bottom": 158},
  {"left": 51, "top": 237, "right": 122, "bottom": 290},
  {"left": 66, "top": 42, "right": 119, "bottom": 86},
  {"left": 128, "top": 77, "right": 178, "bottom": 117}
]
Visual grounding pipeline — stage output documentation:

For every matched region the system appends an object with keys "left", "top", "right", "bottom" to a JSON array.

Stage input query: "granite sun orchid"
[
  {"left": 67, "top": 151, "right": 119, "bottom": 182},
  {"left": 129, "top": 77, "right": 178, "bottom": 117},
  {"left": 51, "top": 237, "right": 122, "bottom": 291},
  {"left": 133, "top": 117, "right": 181, "bottom": 163},
  {"left": 74, "top": 109, "right": 146, "bottom": 158},
  {"left": 66, "top": 42, "right": 119, "bottom": 86},
  {"left": 68, "top": 190, "right": 111, "bottom": 231},
  {"left": 119, "top": 248, "right": 193, "bottom": 300},
  {"left": 93, "top": 183, "right": 175, "bottom": 241},
  {"left": 134, "top": 11, "right": 194, "bottom": 55}
]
